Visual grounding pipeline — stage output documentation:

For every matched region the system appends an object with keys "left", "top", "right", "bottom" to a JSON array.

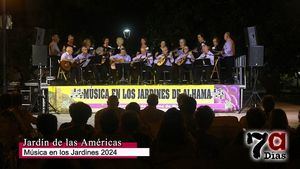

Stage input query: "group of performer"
[{"left": 48, "top": 32, "right": 235, "bottom": 84}]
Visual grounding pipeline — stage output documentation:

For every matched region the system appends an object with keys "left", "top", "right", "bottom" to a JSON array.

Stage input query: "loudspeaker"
[
  {"left": 32, "top": 45, "right": 48, "bottom": 66},
  {"left": 246, "top": 26, "right": 257, "bottom": 46},
  {"left": 34, "top": 27, "right": 45, "bottom": 45},
  {"left": 248, "top": 46, "right": 264, "bottom": 67}
]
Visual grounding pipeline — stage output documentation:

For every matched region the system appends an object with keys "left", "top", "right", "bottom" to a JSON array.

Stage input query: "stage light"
[{"left": 123, "top": 28, "right": 131, "bottom": 39}]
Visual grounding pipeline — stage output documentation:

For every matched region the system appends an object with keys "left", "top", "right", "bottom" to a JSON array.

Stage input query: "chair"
[
  {"left": 159, "top": 70, "right": 171, "bottom": 84},
  {"left": 182, "top": 70, "right": 193, "bottom": 84},
  {"left": 57, "top": 60, "right": 68, "bottom": 81},
  {"left": 210, "top": 57, "right": 220, "bottom": 82}
]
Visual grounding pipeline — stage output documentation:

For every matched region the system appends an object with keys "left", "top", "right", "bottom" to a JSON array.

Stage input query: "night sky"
[{"left": 1, "top": 0, "right": 300, "bottom": 91}]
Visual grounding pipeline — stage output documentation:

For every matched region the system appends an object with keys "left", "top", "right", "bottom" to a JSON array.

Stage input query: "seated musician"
[
  {"left": 154, "top": 46, "right": 174, "bottom": 83},
  {"left": 175, "top": 46, "right": 195, "bottom": 83},
  {"left": 154, "top": 40, "right": 167, "bottom": 57},
  {"left": 60, "top": 46, "right": 79, "bottom": 83},
  {"left": 172, "top": 38, "right": 187, "bottom": 83},
  {"left": 110, "top": 48, "right": 131, "bottom": 83},
  {"left": 131, "top": 47, "right": 153, "bottom": 83},
  {"left": 194, "top": 45, "right": 214, "bottom": 83},
  {"left": 73, "top": 46, "right": 94, "bottom": 82},
  {"left": 93, "top": 38, "right": 112, "bottom": 83}
]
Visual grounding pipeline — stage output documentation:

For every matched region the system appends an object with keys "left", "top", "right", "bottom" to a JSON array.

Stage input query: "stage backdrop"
[{"left": 48, "top": 85, "right": 241, "bottom": 113}]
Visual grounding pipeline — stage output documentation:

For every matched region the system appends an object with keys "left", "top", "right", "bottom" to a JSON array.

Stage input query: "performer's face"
[
  {"left": 179, "top": 39, "right": 185, "bottom": 47},
  {"left": 68, "top": 36, "right": 74, "bottom": 43},
  {"left": 67, "top": 47, "right": 73, "bottom": 54},
  {"left": 162, "top": 47, "right": 168, "bottom": 54},
  {"left": 213, "top": 39, "right": 219, "bottom": 46},
  {"left": 202, "top": 45, "right": 209, "bottom": 53},
  {"left": 120, "top": 49, "right": 126, "bottom": 55},
  {"left": 104, "top": 38, "right": 109, "bottom": 44},
  {"left": 82, "top": 47, "right": 88, "bottom": 54},
  {"left": 197, "top": 35, "right": 204, "bottom": 42},
  {"left": 141, "top": 38, "right": 146, "bottom": 44}
]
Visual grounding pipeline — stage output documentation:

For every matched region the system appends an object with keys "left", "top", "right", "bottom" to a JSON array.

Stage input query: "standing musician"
[
  {"left": 194, "top": 45, "right": 215, "bottom": 83},
  {"left": 193, "top": 33, "right": 207, "bottom": 57},
  {"left": 60, "top": 46, "right": 80, "bottom": 83},
  {"left": 175, "top": 46, "right": 195, "bottom": 83},
  {"left": 82, "top": 38, "right": 95, "bottom": 55},
  {"left": 110, "top": 48, "right": 131, "bottom": 83},
  {"left": 94, "top": 37, "right": 113, "bottom": 83},
  {"left": 62, "top": 34, "right": 77, "bottom": 57},
  {"left": 220, "top": 32, "right": 235, "bottom": 84},
  {"left": 73, "top": 46, "right": 94, "bottom": 82},
  {"left": 49, "top": 34, "right": 61, "bottom": 76},
  {"left": 212, "top": 36, "right": 223, "bottom": 54},
  {"left": 154, "top": 46, "right": 174, "bottom": 83},
  {"left": 113, "top": 37, "right": 125, "bottom": 55},
  {"left": 140, "top": 37, "right": 149, "bottom": 51},
  {"left": 131, "top": 47, "right": 153, "bottom": 83}
]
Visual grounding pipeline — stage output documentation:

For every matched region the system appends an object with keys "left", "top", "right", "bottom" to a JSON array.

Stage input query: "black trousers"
[
  {"left": 116, "top": 64, "right": 130, "bottom": 81},
  {"left": 155, "top": 65, "right": 173, "bottom": 82},
  {"left": 178, "top": 64, "right": 193, "bottom": 82},
  {"left": 70, "top": 67, "right": 80, "bottom": 83},
  {"left": 194, "top": 66, "right": 213, "bottom": 83},
  {"left": 94, "top": 64, "right": 109, "bottom": 83},
  {"left": 220, "top": 56, "right": 234, "bottom": 84},
  {"left": 49, "top": 56, "right": 60, "bottom": 76}
]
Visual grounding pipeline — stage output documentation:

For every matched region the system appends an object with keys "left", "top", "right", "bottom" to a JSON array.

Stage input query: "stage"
[{"left": 48, "top": 84, "right": 245, "bottom": 113}]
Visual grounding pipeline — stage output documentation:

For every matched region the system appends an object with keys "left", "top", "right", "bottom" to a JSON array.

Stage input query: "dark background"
[{"left": 1, "top": 0, "right": 300, "bottom": 95}]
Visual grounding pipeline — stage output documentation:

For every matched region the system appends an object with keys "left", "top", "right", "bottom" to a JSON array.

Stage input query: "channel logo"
[{"left": 244, "top": 130, "right": 288, "bottom": 162}]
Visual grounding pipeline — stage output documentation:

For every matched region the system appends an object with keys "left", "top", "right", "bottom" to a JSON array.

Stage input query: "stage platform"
[{"left": 48, "top": 84, "right": 245, "bottom": 113}]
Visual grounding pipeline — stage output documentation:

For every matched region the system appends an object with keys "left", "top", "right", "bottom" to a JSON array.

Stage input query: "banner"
[{"left": 48, "top": 85, "right": 241, "bottom": 113}]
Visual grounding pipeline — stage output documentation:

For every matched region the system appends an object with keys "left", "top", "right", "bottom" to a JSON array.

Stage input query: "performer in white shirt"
[
  {"left": 110, "top": 48, "right": 131, "bottom": 83},
  {"left": 175, "top": 46, "right": 195, "bottom": 83},
  {"left": 220, "top": 32, "right": 235, "bottom": 84},
  {"left": 154, "top": 46, "right": 174, "bottom": 83},
  {"left": 60, "top": 46, "right": 80, "bottom": 83},
  {"left": 194, "top": 45, "right": 215, "bottom": 83},
  {"left": 49, "top": 34, "right": 61, "bottom": 76},
  {"left": 131, "top": 47, "right": 153, "bottom": 83}
]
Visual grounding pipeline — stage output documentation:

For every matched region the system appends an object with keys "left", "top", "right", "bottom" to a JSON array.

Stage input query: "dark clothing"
[
  {"left": 220, "top": 56, "right": 234, "bottom": 84},
  {"left": 155, "top": 65, "right": 173, "bottom": 83},
  {"left": 56, "top": 123, "right": 95, "bottom": 141},
  {"left": 178, "top": 64, "right": 193, "bottom": 82}
]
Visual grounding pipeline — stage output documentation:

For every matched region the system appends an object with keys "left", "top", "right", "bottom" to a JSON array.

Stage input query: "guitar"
[
  {"left": 156, "top": 52, "right": 172, "bottom": 66},
  {"left": 60, "top": 60, "right": 79, "bottom": 72},
  {"left": 176, "top": 51, "right": 192, "bottom": 66}
]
